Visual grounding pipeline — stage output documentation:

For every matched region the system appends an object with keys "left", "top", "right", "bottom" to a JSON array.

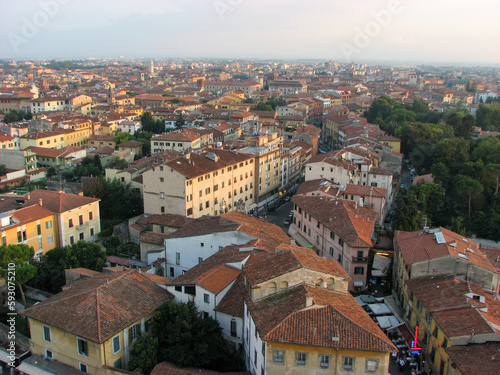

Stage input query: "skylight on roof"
[
  {"left": 458, "top": 252, "right": 469, "bottom": 260},
  {"left": 434, "top": 231, "right": 446, "bottom": 244}
]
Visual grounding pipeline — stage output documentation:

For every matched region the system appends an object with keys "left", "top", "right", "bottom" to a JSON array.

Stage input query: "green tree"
[
  {"left": 392, "top": 189, "right": 422, "bottom": 231},
  {"left": 3, "top": 112, "right": 19, "bottom": 123},
  {"left": 115, "top": 132, "right": 133, "bottom": 145},
  {"left": 455, "top": 175, "right": 483, "bottom": 220},
  {"left": 64, "top": 241, "right": 106, "bottom": 271},
  {"left": 130, "top": 300, "right": 242, "bottom": 373},
  {"left": 486, "top": 164, "right": 500, "bottom": 195},
  {"left": 0, "top": 244, "right": 37, "bottom": 308},
  {"left": 471, "top": 137, "right": 500, "bottom": 165},
  {"left": 431, "top": 162, "right": 449, "bottom": 186},
  {"left": 175, "top": 113, "right": 185, "bottom": 129},
  {"left": 106, "top": 157, "right": 129, "bottom": 170},
  {"left": 141, "top": 112, "right": 157, "bottom": 133},
  {"left": 447, "top": 216, "right": 466, "bottom": 236},
  {"left": 476, "top": 105, "right": 493, "bottom": 129},
  {"left": 128, "top": 334, "right": 160, "bottom": 374},
  {"left": 0, "top": 164, "right": 7, "bottom": 176},
  {"left": 49, "top": 84, "right": 60, "bottom": 90},
  {"left": 458, "top": 114, "right": 475, "bottom": 139}
]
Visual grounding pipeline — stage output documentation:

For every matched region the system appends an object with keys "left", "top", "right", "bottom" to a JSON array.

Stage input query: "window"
[
  {"left": 205, "top": 201, "right": 210, "bottom": 208},
  {"left": 69, "top": 218, "right": 73, "bottom": 228},
  {"left": 319, "top": 354, "right": 330, "bottom": 369},
  {"left": 1, "top": 236, "right": 5, "bottom": 246},
  {"left": 160, "top": 192, "right": 165, "bottom": 199},
  {"left": 47, "top": 234, "right": 53, "bottom": 244},
  {"left": 329, "top": 247, "right": 334, "bottom": 257},
  {"left": 443, "top": 337, "right": 448, "bottom": 348},
  {"left": 45, "top": 349, "right": 53, "bottom": 359},
  {"left": 433, "top": 325, "right": 439, "bottom": 338},
  {"left": 70, "top": 236, "right": 75, "bottom": 245},
  {"left": 160, "top": 177, "right": 164, "bottom": 182},
  {"left": 113, "top": 335, "right": 120, "bottom": 354},
  {"left": 46, "top": 220, "right": 52, "bottom": 229},
  {"left": 161, "top": 206, "right": 165, "bottom": 213},
  {"left": 79, "top": 215, "right": 83, "bottom": 225},
  {"left": 43, "top": 325, "right": 51, "bottom": 342},
  {"left": 114, "top": 358, "right": 122, "bottom": 369},
  {"left": 17, "top": 231, "right": 22, "bottom": 242},
  {"left": 205, "top": 187, "right": 210, "bottom": 194},
  {"left": 354, "top": 267, "right": 364, "bottom": 275},
  {"left": 170, "top": 267, "right": 174, "bottom": 277},
  {"left": 176, "top": 252, "right": 180, "bottom": 265},
  {"left": 79, "top": 232, "right": 84, "bottom": 241},
  {"left": 366, "top": 359, "right": 378, "bottom": 372},
  {"left": 129, "top": 324, "right": 141, "bottom": 343},
  {"left": 187, "top": 208, "right": 193, "bottom": 216},
  {"left": 198, "top": 257, "right": 203, "bottom": 264},
  {"left": 273, "top": 350, "right": 284, "bottom": 364},
  {"left": 22, "top": 231, "right": 26, "bottom": 241},
  {"left": 204, "top": 293, "right": 210, "bottom": 303},
  {"left": 37, "top": 224, "right": 41, "bottom": 235},
  {"left": 77, "top": 338, "right": 88, "bottom": 356},
  {"left": 89, "top": 211, "right": 93, "bottom": 220},
  {"left": 342, "top": 356, "right": 354, "bottom": 371},
  {"left": 296, "top": 352, "right": 307, "bottom": 366},
  {"left": 230, "top": 321, "right": 237, "bottom": 337},
  {"left": 79, "top": 363, "right": 88, "bottom": 373}
]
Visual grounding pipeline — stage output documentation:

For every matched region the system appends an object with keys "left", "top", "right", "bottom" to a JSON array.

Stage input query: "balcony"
[
  {"left": 76, "top": 222, "right": 89, "bottom": 230},
  {"left": 352, "top": 256, "right": 368, "bottom": 263}
]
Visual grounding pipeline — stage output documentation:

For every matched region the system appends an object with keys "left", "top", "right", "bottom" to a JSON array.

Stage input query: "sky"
[{"left": 1, "top": 0, "right": 499, "bottom": 65}]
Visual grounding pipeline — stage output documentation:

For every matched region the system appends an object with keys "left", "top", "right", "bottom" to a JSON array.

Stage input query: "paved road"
[{"left": 265, "top": 200, "right": 294, "bottom": 233}]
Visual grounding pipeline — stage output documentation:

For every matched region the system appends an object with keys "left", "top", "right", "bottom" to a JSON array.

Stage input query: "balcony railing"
[
  {"left": 352, "top": 256, "right": 368, "bottom": 263},
  {"left": 76, "top": 222, "right": 89, "bottom": 230}
]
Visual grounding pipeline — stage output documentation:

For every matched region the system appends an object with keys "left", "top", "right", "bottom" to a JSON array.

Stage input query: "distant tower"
[
  {"left": 150, "top": 60, "right": 154, "bottom": 75},
  {"left": 107, "top": 86, "right": 116, "bottom": 105}
]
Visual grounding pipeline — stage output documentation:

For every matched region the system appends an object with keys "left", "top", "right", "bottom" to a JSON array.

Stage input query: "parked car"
[{"left": 284, "top": 219, "right": 291, "bottom": 226}]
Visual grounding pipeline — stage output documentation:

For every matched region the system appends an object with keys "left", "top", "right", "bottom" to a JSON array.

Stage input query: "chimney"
[
  {"left": 38, "top": 198, "right": 42, "bottom": 206},
  {"left": 306, "top": 294, "right": 313, "bottom": 307}
]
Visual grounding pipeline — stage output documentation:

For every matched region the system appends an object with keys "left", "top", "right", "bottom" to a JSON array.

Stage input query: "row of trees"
[{"left": 365, "top": 96, "right": 500, "bottom": 240}]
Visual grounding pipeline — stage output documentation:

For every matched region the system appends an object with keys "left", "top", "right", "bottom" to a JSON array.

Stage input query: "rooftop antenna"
[{"left": 422, "top": 215, "right": 428, "bottom": 230}]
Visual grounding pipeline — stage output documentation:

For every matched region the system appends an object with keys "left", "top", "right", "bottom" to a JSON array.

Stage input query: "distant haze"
[{"left": 1, "top": 0, "right": 499, "bottom": 65}]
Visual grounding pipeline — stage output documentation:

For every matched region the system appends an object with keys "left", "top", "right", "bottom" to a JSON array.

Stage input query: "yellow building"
[
  {"left": 0, "top": 203, "right": 58, "bottom": 257},
  {"left": 403, "top": 275, "right": 500, "bottom": 375},
  {"left": 21, "top": 269, "right": 173, "bottom": 374},
  {"left": 379, "top": 135, "right": 401, "bottom": 154},
  {"left": 19, "top": 128, "right": 92, "bottom": 150},
  {"left": 23, "top": 189, "right": 101, "bottom": 247},
  {"left": 230, "top": 245, "right": 396, "bottom": 375},
  {"left": 143, "top": 148, "right": 256, "bottom": 218}
]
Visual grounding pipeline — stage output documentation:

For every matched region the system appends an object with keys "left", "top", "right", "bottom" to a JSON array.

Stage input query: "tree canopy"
[{"left": 129, "top": 300, "right": 243, "bottom": 374}]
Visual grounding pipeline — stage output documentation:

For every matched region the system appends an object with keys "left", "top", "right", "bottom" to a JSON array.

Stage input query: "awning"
[
  {"left": 376, "top": 315, "right": 400, "bottom": 329},
  {"left": 355, "top": 296, "right": 367, "bottom": 307},
  {"left": 372, "top": 254, "right": 391, "bottom": 276},
  {"left": 368, "top": 303, "right": 392, "bottom": 315},
  {"left": 390, "top": 323, "right": 415, "bottom": 348},
  {"left": 247, "top": 203, "right": 258, "bottom": 210},
  {"left": 354, "top": 281, "right": 364, "bottom": 287}
]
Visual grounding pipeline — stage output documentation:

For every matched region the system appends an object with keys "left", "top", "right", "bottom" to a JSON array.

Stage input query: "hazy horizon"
[{"left": 1, "top": 0, "right": 499, "bottom": 66}]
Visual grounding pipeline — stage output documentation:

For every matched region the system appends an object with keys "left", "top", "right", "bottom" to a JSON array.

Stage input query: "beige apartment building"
[
  {"left": 143, "top": 149, "right": 256, "bottom": 218},
  {"left": 240, "top": 132, "right": 284, "bottom": 212}
]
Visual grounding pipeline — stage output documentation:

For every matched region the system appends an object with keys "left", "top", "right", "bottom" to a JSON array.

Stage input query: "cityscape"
[{"left": 0, "top": 1, "right": 500, "bottom": 375}]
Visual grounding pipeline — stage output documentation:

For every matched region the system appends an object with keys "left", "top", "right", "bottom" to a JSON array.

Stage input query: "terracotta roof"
[
  {"left": 164, "top": 149, "right": 254, "bottom": 179},
  {"left": 249, "top": 285, "right": 395, "bottom": 353},
  {"left": 22, "top": 189, "right": 99, "bottom": 213},
  {"left": 395, "top": 228, "right": 496, "bottom": 272},
  {"left": 446, "top": 343, "right": 500, "bottom": 375},
  {"left": 296, "top": 179, "right": 387, "bottom": 199},
  {"left": 221, "top": 211, "right": 290, "bottom": 252},
  {"left": 292, "top": 196, "right": 376, "bottom": 248},
  {"left": 137, "top": 213, "right": 193, "bottom": 228},
  {"left": 25, "top": 146, "right": 84, "bottom": 158},
  {"left": 119, "top": 140, "right": 144, "bottom": 148},
  {"left": 412, "top": 174, "right": 434, "bottom": 185},
  {"left": 21, "top": 270, "right": 173, "bottom": 343},
  {"left": 7, "top": 203, "right": 54, "bottom": 226},
  {"left": 215, "top": 273, "right": 247, "bottom": 318},
  {"left": 244, "top": 246, "right": 349, "bottom": 287},
  {"left": 140, "top": 231, "right": 170, "bottom": 245},
  {"left": 151, "top": 361, "right": 250, "bottom": 375}
]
